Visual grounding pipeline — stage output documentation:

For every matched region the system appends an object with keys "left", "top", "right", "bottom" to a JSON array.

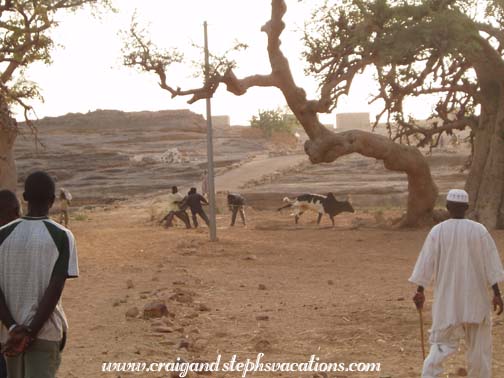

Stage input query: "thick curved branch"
[
  {"left": 221, "top": 70, "right": 277, "bottom": 96},
  {"left": 162, "top": 70, "right": 278, "bottom": 104},
  {"left": 305, "top": 131, "right": 438, "bottom": 225},
  {"left": 477, "top": 22, "right": 504, "bottom": 50},
  {"left": 259, "top": 0, "right": 327, "bottom": 139}
]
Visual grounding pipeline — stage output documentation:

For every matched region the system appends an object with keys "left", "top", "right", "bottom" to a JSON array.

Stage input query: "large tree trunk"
[
  {"left": 304, "top": 128, "right": 438, "bottom": 226},
  {"left": 259, "top": 0, "right": 438, "bottom": 226},
  {"left": 0, "top": 97, "right": 17, "bottom": 193},
  {"left": 466, "top": 81, "right": 504, "bottom": 229}
]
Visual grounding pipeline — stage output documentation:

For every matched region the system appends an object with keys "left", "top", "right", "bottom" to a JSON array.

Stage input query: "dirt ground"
[
  {"left": 16, "top": 112, "right": 500, "bottom": 377},
  {"left": 57, "top": 202, "right": 504, "bottom": 378}
]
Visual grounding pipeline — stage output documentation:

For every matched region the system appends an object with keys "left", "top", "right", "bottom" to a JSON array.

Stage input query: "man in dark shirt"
[
  {"left": 0, "top": 190, "right": 20, "bottom": 378},
  {"left": 227, "top": 192, "right": 246, "bottom": 227},
  {"left": 0, "top": 190, "right": 19, "bottom": 227},
  {"left": 184, "top": 188, "right": 210, "bottom": 228}
]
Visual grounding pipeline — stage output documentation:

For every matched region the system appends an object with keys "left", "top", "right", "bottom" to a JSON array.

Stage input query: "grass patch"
[{"left": 73, "top": 213, "right": 88, "bottom": 221}]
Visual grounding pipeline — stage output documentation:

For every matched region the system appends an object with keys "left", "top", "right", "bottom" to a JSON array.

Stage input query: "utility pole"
[{"left": 203, "top": 21, "right": 217, "bottom": 241}]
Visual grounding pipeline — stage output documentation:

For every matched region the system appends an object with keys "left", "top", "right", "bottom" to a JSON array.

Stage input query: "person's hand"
[
  {"left": 3, "top": 326, "right": 34, "bottom": 357},
  {"left": 413, "top": 291, "right": 425, "bottom": 310},
  {"left": 493, "top": 295, "right": 503, "bottom": 315}
]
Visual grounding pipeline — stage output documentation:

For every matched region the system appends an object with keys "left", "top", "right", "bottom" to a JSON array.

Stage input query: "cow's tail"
[{"left": 278, "top": 197, "right": 295, "bottom": 211}]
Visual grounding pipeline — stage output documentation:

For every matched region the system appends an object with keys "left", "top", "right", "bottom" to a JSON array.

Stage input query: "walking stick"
[{"left": 418, "top": 308, "right": 426, "bottom": 360}]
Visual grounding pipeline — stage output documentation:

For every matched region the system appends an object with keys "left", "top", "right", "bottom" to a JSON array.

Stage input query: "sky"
[{"left": 18, "top": 0, "right": 433, "bottom": 127}]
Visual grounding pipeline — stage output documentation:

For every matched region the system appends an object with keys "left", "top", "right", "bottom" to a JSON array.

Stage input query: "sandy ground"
[
  {"left": 15, "top": 112, "right": 497, "bottom": 377},
  {"left": 57, "top": 203, "right": 504, "bottom": 378},
  {"left": 215, "top": 154, "right": 308, "bottom": 192}
]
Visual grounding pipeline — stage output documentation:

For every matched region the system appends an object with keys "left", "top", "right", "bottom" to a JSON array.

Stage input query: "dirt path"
[
  {"left": 57, "top": 204, "right": 504, "bottom": 378},
  {"left": 215, "top": 154, "right": 307, "bottom": 192}
]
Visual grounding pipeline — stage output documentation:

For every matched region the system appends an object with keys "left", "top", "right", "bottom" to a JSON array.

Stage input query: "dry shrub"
[
  {"left": 270, "top": 130, "right": 298, "bottom": 147},
  {"left": 239, "top": 127, "right": 265, "bottom": 139}
]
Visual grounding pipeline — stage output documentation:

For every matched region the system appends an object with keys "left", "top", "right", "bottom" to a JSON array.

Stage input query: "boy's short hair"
[
  {"left": 0, "top": 189, "right": 19, "bottom": 212},
  {"left": 23, "top": 171, "right": 55, "bottom": 203}
]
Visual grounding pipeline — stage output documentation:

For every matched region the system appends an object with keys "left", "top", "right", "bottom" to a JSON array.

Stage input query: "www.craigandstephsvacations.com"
[{"left": 101, "top": 353, "right": 381, "bottom": 376}]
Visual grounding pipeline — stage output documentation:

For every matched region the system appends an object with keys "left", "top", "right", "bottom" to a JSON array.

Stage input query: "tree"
[
  {"left": 303, "top": 0, "right": 504, "bottom": 228},
  {"left": 0, "top": 0, "right": 110, "bottom": 192},
  {"left": 250, "top": 108, "right": 299, "bottom": 137},
  {"left": 123, "top": 0, "right": 452, "bottom": 227}
]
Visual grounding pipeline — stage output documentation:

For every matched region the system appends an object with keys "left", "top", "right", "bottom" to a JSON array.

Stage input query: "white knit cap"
[{"left": 446, "top": 189, "right": 469, "bottom": 204}]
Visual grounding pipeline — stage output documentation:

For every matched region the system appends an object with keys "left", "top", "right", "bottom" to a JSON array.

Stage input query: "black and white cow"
[{"left": 278, "top": 193, "right": 354, "bottom": 226}]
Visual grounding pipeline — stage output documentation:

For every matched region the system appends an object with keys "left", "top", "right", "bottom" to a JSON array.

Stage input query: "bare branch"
[{"left": 121, "top": 0, "right": 328, "bottom": 140}]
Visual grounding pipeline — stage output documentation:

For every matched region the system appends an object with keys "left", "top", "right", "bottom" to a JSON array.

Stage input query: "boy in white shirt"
[{"left": 0, "top": 171, "right": 79, "bottom": 378}]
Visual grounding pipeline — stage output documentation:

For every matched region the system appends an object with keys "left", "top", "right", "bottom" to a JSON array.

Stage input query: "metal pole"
[{"left": 204, "top": 21, "right": 217, "bottom": 241}]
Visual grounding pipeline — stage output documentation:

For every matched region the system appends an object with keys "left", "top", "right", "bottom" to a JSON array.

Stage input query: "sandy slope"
[
  {"left": 57, "top": 204, "right": 504, "bottom": 378},
  {"left": 215, "top": 154, "right": 308, "bottom": 192}
]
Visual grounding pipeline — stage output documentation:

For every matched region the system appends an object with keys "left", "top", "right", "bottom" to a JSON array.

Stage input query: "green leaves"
[
  {"left": 250, "top": 108, "right": 299, "bottom": 137},
  {"left": 0, "top": 0, "right": 111, "bottom": 125},
  {"left": 122, "top": 16, "right": 184, "bottom": 76},
  {"left": 303, "top": 0, "right": 494, "bottom": 147}
]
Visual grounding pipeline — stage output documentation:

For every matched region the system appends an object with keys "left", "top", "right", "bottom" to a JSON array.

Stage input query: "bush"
[
  {"left": 73, "top": 213, "right": 88, "bottom": 221},
  {"left": 249, "top": 108, "right": 299, "bottom": 137}
]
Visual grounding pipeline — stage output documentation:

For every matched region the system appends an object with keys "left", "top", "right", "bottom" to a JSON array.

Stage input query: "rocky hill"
[
  {"left": 14, "top": 109, "right": 270, "bottom": 205},
  {"left": 26, "top": 109, "right": 207, "bottom": 133}
]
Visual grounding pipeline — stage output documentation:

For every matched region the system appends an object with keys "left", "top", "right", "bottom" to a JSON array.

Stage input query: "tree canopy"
[
  {"left": 0, "top": 0, "right": 111, "bottom": 192},
  {"left": 0, "top": 0, "right": 111, "bottom": 123},
  {"left": 304, "top": 0, "right": 503, "bottom": 148},
  {"left": 302, "top": 0, "right": 504, "bottom": 227}
]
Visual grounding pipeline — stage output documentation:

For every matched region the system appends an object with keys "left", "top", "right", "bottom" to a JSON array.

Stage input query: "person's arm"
[
  {"left": 29, "top": 226, "right": 76, "bottom": 338},
  {"left": 3, "top": 326, "right": 33, "bottom": 357},
  {"left": 227, "top": 196, "right": 235, "bottom": 209},
  {"left": 200, "top": 194, "right": 209, "bottom": 205},
  {"left": 0, "top": 288, "right": 16, "bottom": 330},
  {"left": 493, "top": 283, "right": 503, "bottom": 315},
  {"left": 409, "top": 229, "right": 438, "bottom": 310},
  {"left": 2, "top": 277, "right": 65, "bottom": 356},
  {"left": 480, "top": 230, "right": 504, "bottom": 315},
  {"left": 27, "top": 274, "right": 66, "bottom": 338}
]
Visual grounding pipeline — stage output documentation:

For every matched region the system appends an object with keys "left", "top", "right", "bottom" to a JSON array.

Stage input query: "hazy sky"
[{"left": 19, "top": 0, "right": 433, "bottom": 127}]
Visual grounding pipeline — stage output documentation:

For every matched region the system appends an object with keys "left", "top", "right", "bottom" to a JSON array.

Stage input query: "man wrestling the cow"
[
  {"left": 160, "top": 186, "right": 191, "bottom": 229},
  {"left": 410, "top": 189, "right": 504, "bottom": 378}
]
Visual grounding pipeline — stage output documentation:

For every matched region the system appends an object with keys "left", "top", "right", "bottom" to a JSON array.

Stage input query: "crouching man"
[
  {"left": 0, "top": 171, "right": 79, "bottom": 378},
  {"left": 160, "top": 186, "right": 191, "bottom": 229},
  {"left": 227, "top": 192, "right": 246, "bottom": 227}
]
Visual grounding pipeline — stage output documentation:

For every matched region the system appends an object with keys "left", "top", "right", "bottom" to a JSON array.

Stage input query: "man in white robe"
[{"left": 410, "top": 189, "right": 504, "bottom": 378}]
